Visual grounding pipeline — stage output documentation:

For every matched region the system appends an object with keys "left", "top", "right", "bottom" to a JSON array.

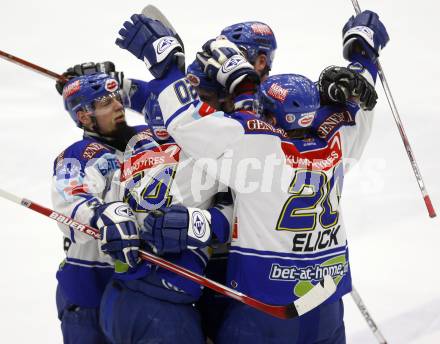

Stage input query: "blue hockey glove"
[
  {"left": 93, "top": 202, "right": 140, "bottom": 268},
  {"left": 342, "top": 10, "right": 389, "bottom": 62},
  {"left": 116, "top": 14, "right": 184, "bottom": 78},
  {"left": 196, "top": 37, "right": 259, "bottom": 94},
  {"left": 318, "top": 65, "right": 378, "bottom": 111},
  {"left": 141, "top": 205, "right": 212, "bottom": 255}
]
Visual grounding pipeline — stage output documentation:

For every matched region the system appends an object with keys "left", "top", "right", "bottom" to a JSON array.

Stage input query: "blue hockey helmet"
[
  {"left": 143, "top": 93, "right": 170, "bottom": 142},
  {"left": 257, "top": 74, "right": 320, "bottom": 131},
  {"left": 63, "top": 73, "right": 122, "bottom": 127},
  {"left": 186, "top": 59, "right": 225, "bottom": 95},
  {"left": 221, "top": 21, "right": 277, "bottom": 70}
]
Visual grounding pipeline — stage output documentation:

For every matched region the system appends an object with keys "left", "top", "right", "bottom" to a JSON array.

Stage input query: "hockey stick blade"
[
  {"left": 0, "top": 186, "right": 336, "bottom": 319},
  {"left": 140, "top": 248, "right": 337, "bottom": 319},
  {"left": 141, "top": 5, "right": 185, "bottom": 52}
]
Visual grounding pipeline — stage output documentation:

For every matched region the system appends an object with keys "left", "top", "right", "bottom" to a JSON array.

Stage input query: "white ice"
[{"left": 0, "top": 0, "right": 439, "bottom": 343}]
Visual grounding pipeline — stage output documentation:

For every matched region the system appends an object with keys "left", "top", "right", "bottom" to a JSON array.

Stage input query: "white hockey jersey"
[{"left": 156, "top": 69, "right": 374, "bottom": 305}]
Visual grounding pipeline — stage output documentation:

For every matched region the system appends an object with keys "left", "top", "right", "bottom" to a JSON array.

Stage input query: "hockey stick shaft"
[
  {"left": 0, "top": 49, "right": 67, "bottom": 82},
  {"left": 350, "top": 0, "right": 436, "bottom": 218},
  {"left": 351, "top": 286, "right": 388, "bottom": 344},
  {"left": 0, "top": 187, "right": 336, "bottom": 319}
]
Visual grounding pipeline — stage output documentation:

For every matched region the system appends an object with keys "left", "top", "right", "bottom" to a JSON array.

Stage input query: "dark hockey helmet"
[
  {"left": 257, "top": 74, "right": 320, "bottom": 131},
  {"left": 143, "top": 93, "right": 170, "bottom": 142},
  {"left": 62, "top": 73, "right": 124, "bottom": 127},
  {"left": 221, "top": 21, "right": 277, "bottom": 70},
  {"left": 186, "top": 59, "right": 225, "bottom": 95}
]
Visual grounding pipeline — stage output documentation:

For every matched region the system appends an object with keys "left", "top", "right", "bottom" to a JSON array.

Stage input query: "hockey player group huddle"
[{"left": 52, "top": 7, "right": 389, "bottom": 344}]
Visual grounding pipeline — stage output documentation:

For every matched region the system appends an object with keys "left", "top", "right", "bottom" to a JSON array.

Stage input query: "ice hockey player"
[
  {"left": 115, "top": 9, "right": 388, "bottom": 343},
  {"left": 52, "top": 72, "right": 151, "bottom": 343},
  {"left": 75, "top": 22, "right": 234, "bottom": 344},
  {"left": 53, "top": 57, "right": 235, "bottom": 342}
]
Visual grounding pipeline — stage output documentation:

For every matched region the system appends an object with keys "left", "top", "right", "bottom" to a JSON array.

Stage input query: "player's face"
[{"left": 92, "top": 92, "right": 126, "bottom": 136}]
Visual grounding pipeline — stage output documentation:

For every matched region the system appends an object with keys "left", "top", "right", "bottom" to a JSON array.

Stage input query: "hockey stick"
[
  {"left": 0, "top": 187, "right": 336, "bottom": 319},
  {"left": 0, "top": 49, "right": 67, "bottom": 82},
  {"left": 349, "top": 0, "right": 436, "bottom": 218},
  {"left": 351, "top": 286, "right": 388, "bottom": 344},
  {"left": 141, "top": 5, "right": 185, "bottom": 52}
]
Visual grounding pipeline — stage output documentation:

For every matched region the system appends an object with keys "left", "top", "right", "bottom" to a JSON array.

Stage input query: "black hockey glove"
[
  {"left": 318, "top": 65, "right": 377, "bottom": 111},
  {"left": 55, "top": 61, "right": 124, "bottom": 95}
]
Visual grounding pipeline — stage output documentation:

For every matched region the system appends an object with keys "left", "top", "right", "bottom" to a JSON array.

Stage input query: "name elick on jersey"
[{"left": 292, "top": 225, "right": 340, "bottom": 252}]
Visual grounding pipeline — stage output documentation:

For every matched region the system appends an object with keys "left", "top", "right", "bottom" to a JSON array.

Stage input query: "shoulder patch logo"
[{"left": 83, "top": 142, "right": 109, "bottom": 159}]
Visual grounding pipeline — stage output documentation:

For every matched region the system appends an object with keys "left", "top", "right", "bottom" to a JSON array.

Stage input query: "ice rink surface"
[{"left": 0, "top": 0, "right": 439, "bottom": 342}]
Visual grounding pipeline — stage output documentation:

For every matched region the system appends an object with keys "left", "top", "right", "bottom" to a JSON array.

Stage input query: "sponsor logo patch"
[
  {"left": 105, "top": 79, "right": 118, "bottom": 92},
  {"left": 153, "top": 127, "right": 170, "bottom": 140},
  {"left": 298, "top": 112, "right": 316, "bottom": 127},
  {"left": 267, "top": 83, "right": 288, "bottom": 102},
  {"left": 285, "top": 114, "right": 295, "bottom": 123},
  {"left": 83, "top": 143, "right": 109, "bottom": 160},
  {"left": 186, "top": 73, "right": 200, "bottom": 87},
  {"left": 316, "top": 110, "right": 354, "bottom": 139},
  {"left": 63, "top": 80, "right": 81, "bottom": 99},
  {"left": 251, "top": 23, "right": 273, "bottom": 35}
]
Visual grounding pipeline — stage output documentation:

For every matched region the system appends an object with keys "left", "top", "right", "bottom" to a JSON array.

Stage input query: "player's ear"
[
  {"left": 77, "top": 110, "right": 93, "bottom": 128},
  {"left": 254, "top": 54, "right": 268, "bottom": 75}
]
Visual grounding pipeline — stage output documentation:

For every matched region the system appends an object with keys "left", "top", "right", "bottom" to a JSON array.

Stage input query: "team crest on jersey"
[
  {"left": 157, "top": 37, "right": 177, "bottom": 54},
  {"left": 105, "top": 79, "right": 118, "bottom": 92},
  {"left": 251, "top": 23, "right": 273, "bottom": 35},
  {"left": 222, "top": 56, "right": 246, "bottom": 73},
  {"left": 63, "top": 80, "right": 81, "bottom": 99},
  {"left": 192, "top": 211, "right": 206, "bottom": 238},
  {"left": 267, "top": 83, "right": 288, "bottom": 102}
]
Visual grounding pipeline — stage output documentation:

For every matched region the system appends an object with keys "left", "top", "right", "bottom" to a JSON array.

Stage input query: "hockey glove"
[
  {"left": 196, "top": 37, "right": 259, "bottom": 94},
  {"left": 55, "top": 61, "right": 124, "bottom": 95},
  {"left": 342, "top": 10, "right": 389, "bottom": 62},
  {"left": 318, "top": 65, "right": 378, "bottom": 111},
  {"left": 116, "top": 14, "right": 184, "bottom": 78},
  {"left": 141, "top": 205, "right": 212, "bottom": 255},
  {"left": 93, "top": 202, "right": 140, "bottom": 268}
]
